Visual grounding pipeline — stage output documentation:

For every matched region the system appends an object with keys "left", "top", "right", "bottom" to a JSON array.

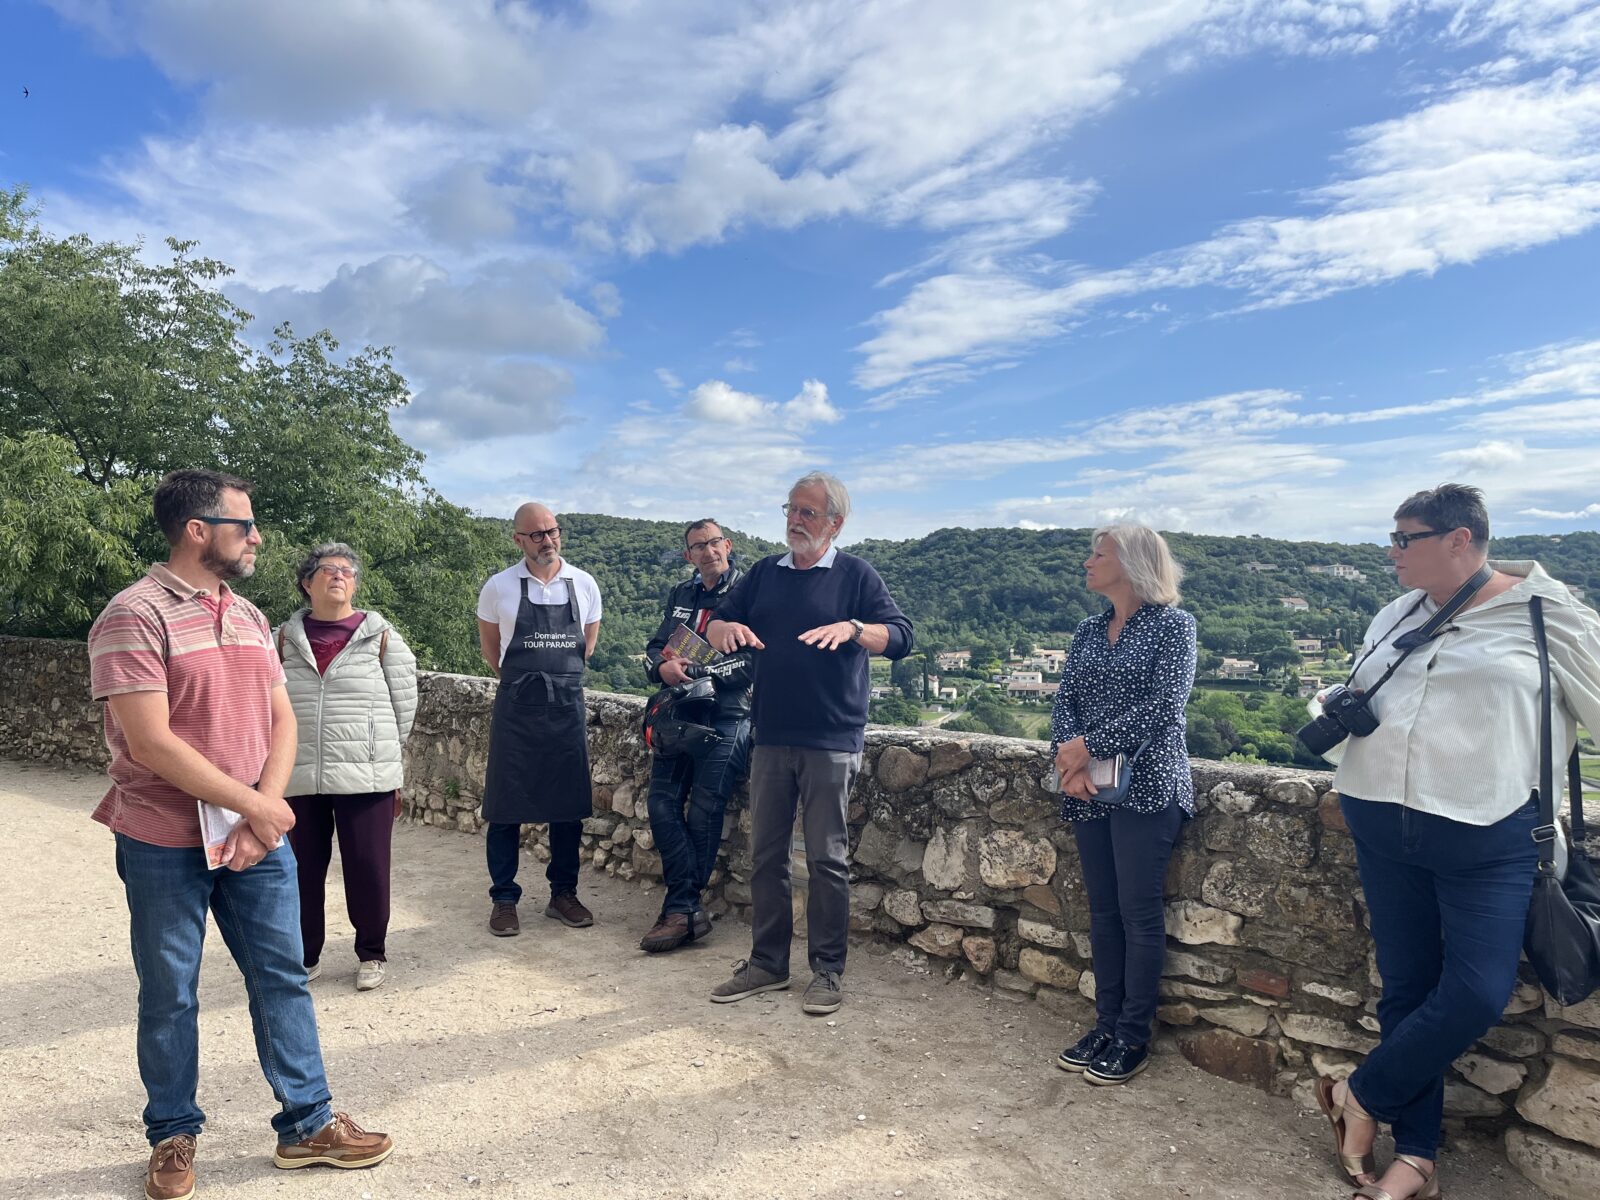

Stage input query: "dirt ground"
[{"left": 0, "top": 760, "right": 1546, "bottom": 1200}]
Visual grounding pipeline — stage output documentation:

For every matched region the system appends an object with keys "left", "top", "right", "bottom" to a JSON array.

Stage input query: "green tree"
[
  {"left": 0, "top": 432, "right": 144, "bottom": 632},
  {"left": 891, "top": 655, "right": 925, "bottom": 701},
  {"left": 0, "top": 186, "right": 505, "bottom": 671},
  {"left": 869, "top": 694, "right": 922, "bottom": 727}
]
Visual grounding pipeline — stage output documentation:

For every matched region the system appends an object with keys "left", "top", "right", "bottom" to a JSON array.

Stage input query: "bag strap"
[
  {"left": 1532, "top": 596, "right": 1588, "bottom": 858},
  {"left": 1532, "top": 597, "right": 1558, "bottom": 873},
  {"left": 1570, "top": 742, "right": 1587, "bottom": 843}
]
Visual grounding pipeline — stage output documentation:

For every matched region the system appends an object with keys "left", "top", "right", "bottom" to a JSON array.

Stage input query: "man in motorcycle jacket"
[{"left": 637, "top": 518, "right": 754, "bottom": 953}]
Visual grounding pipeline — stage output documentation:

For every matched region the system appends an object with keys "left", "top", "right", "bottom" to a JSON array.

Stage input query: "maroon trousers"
[{"left": 285, "top": 791, "right": 395, "bottom": 965}]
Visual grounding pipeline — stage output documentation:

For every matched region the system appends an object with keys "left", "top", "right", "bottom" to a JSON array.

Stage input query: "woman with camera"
[
  {"left": 278, "top": 543, "right": 418, "bottom": 992},
  {"left": 1315, "top": 485, "right": 1600, "bottom": 1200},
  {"left": 1048, "top": 523, "right": 1196, "bottom": 1086}
]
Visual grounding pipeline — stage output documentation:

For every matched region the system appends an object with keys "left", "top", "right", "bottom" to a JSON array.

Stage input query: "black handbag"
[{"left": 1524, "top": 596, "right": 1600, "bottom": 1005}]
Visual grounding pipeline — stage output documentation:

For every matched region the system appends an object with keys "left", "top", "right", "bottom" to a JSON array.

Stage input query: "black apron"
[{"left": 480, "top": 576, "right": 593, "bottom": 824}]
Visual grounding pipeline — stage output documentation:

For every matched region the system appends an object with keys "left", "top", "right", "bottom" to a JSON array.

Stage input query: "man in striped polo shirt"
[{"left": 89, "top": 470, "right": 393, "bottom": 1200}]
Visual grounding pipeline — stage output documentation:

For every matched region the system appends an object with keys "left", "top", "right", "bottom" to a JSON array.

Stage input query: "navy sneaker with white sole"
[{"left": 1084, "top": 1038, "right": 1149, "bottom": 1086}]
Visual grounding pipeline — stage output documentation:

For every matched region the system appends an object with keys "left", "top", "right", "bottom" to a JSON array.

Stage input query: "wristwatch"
[{"left": 848, "top": 619, "right": 865, "bottom": 642}]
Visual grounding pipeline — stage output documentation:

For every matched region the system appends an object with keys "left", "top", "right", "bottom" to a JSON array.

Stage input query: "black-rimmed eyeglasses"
[
  {"left": 517, "top": 526, "right": 561, "bottom": 542},
  {"left": 1389, "top": 529, "right": 1449, "bottom": 550},
  {"left": 195, "top": 516, "right": 256, "bottom": 536},
  {"left": 687, "top": 536, "right": 729, "bottom": 554}
]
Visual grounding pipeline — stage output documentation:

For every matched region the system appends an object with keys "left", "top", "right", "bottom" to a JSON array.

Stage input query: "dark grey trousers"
[{"left": 747, "top": 744, "right": 862, "bottom": 978}]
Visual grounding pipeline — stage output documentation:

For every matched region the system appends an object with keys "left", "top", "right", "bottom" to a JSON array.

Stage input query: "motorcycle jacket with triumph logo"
[{"left": 643, "top": 565, "right": 753, "bottom": 721}]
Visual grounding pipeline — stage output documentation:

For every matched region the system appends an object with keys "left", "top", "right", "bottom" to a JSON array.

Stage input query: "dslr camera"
[{"left": 1295, "top": 685, "right": 1379, "bottom": 755}]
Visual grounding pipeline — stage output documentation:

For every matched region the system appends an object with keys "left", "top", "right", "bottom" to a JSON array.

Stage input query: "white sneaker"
[
  {"left": 355, "top": 960, "right": 386, "bottom": 991},
  {"left": 306, "top": 961, "right": 322, "bottom": 982}
]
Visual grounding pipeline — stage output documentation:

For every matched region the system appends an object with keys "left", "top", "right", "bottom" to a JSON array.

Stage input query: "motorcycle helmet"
[{"left": 642, "top": 677, "right": 720, "bottom": 758}]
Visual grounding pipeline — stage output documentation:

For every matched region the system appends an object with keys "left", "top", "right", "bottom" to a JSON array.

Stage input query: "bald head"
[
  {"left": 514, "top": 502, "right": 554, "bottom": 530},
  {"left": 512, "top": 502, "right": 562, "bottom": 570}
]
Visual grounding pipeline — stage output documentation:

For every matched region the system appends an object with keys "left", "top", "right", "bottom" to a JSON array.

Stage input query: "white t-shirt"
[{"left": 476, "top": 559, "right": 603, "bottom": 667}]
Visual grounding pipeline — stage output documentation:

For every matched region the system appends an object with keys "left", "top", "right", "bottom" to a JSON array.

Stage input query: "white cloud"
[
  {"left": 406, "top": 161, "right": 522, "bottom": 249},
  {"left": 1472, "top": 398, "right": 1600, "bottom": 434},
  {"left": 48, "top": 0, "right": 546, "bottom": 121},
  {"left": 234, "top": 255, "right": 605, "bottom": 358},
  {"left": 1521, "top": 502, "right": 1600, "bottom": 521},
  {"left": 684, "top": 379, "right": 768, "bottom": 426},
  {"left": 684, "top": 378, "right": 842, "bottom": 432},
  {"left": 589, "top": 282, "right": 623, "bottom": 319},
  {"left": 38, "top": 0, "right": 1600, "bottom": 480},
  {"left": 655, "top": 368, "right": 685, "bottom": 393},
  {"left": 1438, "top": 438, "right": 1528, "bottom": 468},
  {"left": 398, "top": 361, "right": 573, "bottom": 452},
  {"left": 784, "top": 379, "right": 844, "bottom": 430},
  {"left": 856, "top": 69, "right": 1600, "bottom": 394}
]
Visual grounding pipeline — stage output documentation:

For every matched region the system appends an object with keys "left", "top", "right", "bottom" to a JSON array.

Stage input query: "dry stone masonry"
[{"left": 3, "top": 633, "right": 1598, "bottom": 1198}]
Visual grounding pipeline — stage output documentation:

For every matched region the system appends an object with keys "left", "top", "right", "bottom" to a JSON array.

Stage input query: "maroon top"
[{"left": 303, "top": 612, "right": 366, "bottom": 675}]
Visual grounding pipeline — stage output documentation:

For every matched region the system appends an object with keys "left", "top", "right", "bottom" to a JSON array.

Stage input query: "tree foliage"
[{"left": 0, "top": 186, "right": 501, "bottom": 669}]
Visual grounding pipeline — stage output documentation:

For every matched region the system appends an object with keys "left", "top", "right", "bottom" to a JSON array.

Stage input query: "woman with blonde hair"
[{"left": 1049, "top": 523, "right": 1197, "bottom": 1085}]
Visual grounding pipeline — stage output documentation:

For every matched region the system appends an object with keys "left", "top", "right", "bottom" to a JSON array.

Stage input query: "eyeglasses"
[
  {"left": 781, "top": 503, "right": 829, "bottom": 522},
  {"left": 1389, "top": 529, "right": 1449, "bottom": 550},
  {"left": 195, "top": 516, "right": 256, "bottom": 536},
  {"left": 517, "top": 526, "right": 561, "bottom": 542},
  {"left": 686, "top": 536, "right": 729, "bottom": 555},
  {"left": 314, "top": 565, "right": 356, "bottom": 579}
]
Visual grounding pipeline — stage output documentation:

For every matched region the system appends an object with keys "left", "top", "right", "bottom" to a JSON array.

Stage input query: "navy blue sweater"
[{"left": 716, "top": 551, "right": 915, "bottom": 752}]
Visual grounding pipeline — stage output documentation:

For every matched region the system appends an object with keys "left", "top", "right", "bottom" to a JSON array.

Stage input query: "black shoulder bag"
[{"left": 1524, "top": 596, "right": 1600, "bottom": 1005}]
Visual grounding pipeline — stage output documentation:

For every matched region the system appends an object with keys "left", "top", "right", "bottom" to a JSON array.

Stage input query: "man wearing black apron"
[{"left": 475, "top": 503, "right": 601, "bottom": 936}]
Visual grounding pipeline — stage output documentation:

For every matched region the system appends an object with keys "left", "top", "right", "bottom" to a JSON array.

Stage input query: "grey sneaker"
[
  {"left": 306, "top": 961, "right": 322, "bottom": 983},
  {"left": 709, "top": 959, "right": 789, "bottom": 1004},
  {"left": 802, "top": 970, "right": 843, "bottom": 1015},
  {"left": 355, "top": 960, "right": 386, "bottom": 991}
]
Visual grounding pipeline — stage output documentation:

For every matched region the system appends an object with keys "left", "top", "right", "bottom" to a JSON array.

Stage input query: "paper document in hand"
[
  {"left": 664, "top": 623, "right": 719, "bottom": 667},
  {"left": 198, "top": 802, "right": 244, "bottom": 869}
]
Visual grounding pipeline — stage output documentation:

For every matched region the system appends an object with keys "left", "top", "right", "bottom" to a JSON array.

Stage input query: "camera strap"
[{"left": 1341, "top": 563, "right": 1493, "bottom": 706}]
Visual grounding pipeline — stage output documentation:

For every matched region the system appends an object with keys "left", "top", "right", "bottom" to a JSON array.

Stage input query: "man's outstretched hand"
[
  {"left": 798, "top": 622, "right": 857, "bottom": 651},
  {"left": 710, "top": 621, "right": 765, "bottom": 654}
]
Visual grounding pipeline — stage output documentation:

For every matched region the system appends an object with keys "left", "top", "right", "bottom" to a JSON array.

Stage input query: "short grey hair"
[
  {"left": 1092, "top": 523, "right": 1183, "bottom": 606},
  {"left": 295, "top": 542, "right": 361, "bottom": 601},
  {"left": 791, "top": 471, "right": 851, "bottom": 522}
]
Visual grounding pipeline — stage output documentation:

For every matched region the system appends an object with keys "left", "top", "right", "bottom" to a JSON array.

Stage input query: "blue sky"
[{"left": 4, "top": 1, "right": 1599, "bottom": 547}]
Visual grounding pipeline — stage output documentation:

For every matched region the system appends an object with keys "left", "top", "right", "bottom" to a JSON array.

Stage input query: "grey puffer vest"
[{"left": 277, "top": 610, "right": 418, "bottom": 797}]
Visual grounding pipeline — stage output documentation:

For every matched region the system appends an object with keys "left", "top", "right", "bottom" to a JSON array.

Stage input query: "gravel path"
[{"left": 0, "top": 760, "right": 1544, "bottom": 1200}]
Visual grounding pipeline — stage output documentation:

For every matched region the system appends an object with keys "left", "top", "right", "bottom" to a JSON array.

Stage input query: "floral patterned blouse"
[{"left": 1048, "top": 604, "right": 1198, "bottom": 821}]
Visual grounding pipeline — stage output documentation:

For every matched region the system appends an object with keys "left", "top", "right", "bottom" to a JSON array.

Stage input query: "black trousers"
[{"left": 486, "top": 820, "right": 581, "bottom": 904}]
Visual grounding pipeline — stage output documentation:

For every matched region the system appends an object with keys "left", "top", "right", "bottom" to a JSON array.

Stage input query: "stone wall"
[{"left": 4, "top": 634, "right": 1598, "bottom": 1197}]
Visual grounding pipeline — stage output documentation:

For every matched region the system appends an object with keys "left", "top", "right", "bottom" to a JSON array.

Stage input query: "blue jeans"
[
  {"left": 1342, "top": 794, "right": 1540, "bottom": 1160},
  {"left": 645, "top": 717, "right": 751, "bottom": 916},
  {"left": 486, "top": 820, "right": 582, "bottom": 905},
  {"left": 115, "top": 834, "right": 334, "bottom": 1146},
  {"left": 1073, "top": 803, "right": 1185, "bottom": 1046}
]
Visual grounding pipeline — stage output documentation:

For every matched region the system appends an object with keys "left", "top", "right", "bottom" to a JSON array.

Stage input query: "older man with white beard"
[{"left": 705, "top": 472, "right": 914, "bottom": 1015}]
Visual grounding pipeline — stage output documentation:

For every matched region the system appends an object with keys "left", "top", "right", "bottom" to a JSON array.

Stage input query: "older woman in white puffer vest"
[{"left": 278, "top": 542, "right": 417, "bottom": 992}]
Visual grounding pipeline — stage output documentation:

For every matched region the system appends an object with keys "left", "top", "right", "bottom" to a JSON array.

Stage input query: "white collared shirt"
[
  {"left": 1334, "top": 561, "right": 1600, "bottom": 825},
  {"left": 777, "top": 544, "right": 839, "bottom": 570},
  {"left": 476, "top": 558, "right": 602, "bottom": 666}
]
